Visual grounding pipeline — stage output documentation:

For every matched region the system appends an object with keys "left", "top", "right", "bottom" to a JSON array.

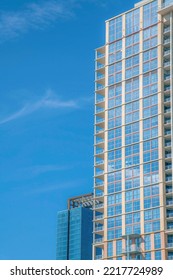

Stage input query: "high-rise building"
[
  {"left": 56, "top": 194, "right": 93, "bottom": 260},
  {"left": 93, "top": 0, "right": 173, "bottom": 260}
]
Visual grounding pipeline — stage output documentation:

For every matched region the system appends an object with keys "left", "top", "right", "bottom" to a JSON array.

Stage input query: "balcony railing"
[
  {"left": 165, "top": 108, "right": 171, "bottom": 113},
  {"left": 165, "top": 141, "right": 171, "bottom": 147},
  {"left": 96, "top": 63, "right": 105, "bottom": 70},
  {"left": 95, "top": 214, "right": 104, "bottom": 220},
  {"left": 165, "top": 153, "right": 172, "bottom": 158},
  {"left": 95, "top": 148, "right": 104, "bottom": 155},
  {"left": 166, "top": 187, "right": 173, "bottom": 193},
  {"left": 95, "top": 203, "right": 104, "bottom": 209},
  {"left": 164, "top": 61, "right": 170, "bottom": 67},
  {"left": 95, "top": 107, "right": 104, "bottom": 114},
  {"left": 95, "top": 181, "right": 104, "bottom": 187},
  {"left": 164, "top": 39, "right": 170, "bottom": 44},
  {"left": 95, "top": 255, "right": 103, "bottom": 260},
  {"left": 168, "top": 256, "right": 173, "bottom": 260},
  {"left": 95, "top": 237, "right": 103, "bottom": 244},
  {"left": 164, "top": 75, "right": 171, "bottom": 80},
  {"left": 165, "top": 130, "right": 171, "bottom": 135},
  {"left": 96, "top": 97, "right": 105, "bottom": 104},
  {"left": 95, "top": 160, "right": 104, "bottom": 166},
  {"left": 95, "top": 138, "right": 104, "bottom": 144},
  {"left": 165, "top": 97, "right": 171, "bottom": 102},
  {"left": 166, "top": 176, "right": 172, "bottom": 182},
  {"left": 95, "top": 127, "right": 104, "bottom": 134},
  {"left": 164, "top": 27, "right": 170, "bottom": 33},
  {"left": 164, "top": 86, "right": 171, "bottom": 91},
  {"left": 122, "top": 245, "right": 141, "bottom": 254},
  {"left": 165, "top": 165, "right": 172, "bottom": 170},
  {"left": 166, "top": 200, "right": 173, "bottom": 206},
  {"left": 164, "top": 50, "right": 170, "bottom": 56},
  {"left": 96, "top": 53, "right": 105, "bottom": 59},
  {"left": 95, "top": 225, "right": 104, "bottom": 232},
  {"left": 167, "top": 243, "right": 173, "bottom": 248}
]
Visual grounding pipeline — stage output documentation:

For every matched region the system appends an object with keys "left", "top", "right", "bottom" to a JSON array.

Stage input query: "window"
[
  {"left": 109, "top": 40, "right": 122, "bottom": 63},
  {"left": 125, "top": 78, "right": 139, "bottom": 102},
  {"left": 154, "top": 233, "right": 161, "bottom": 249},
  {"left": 126, "top": 9, "right": 140, "bottom": 35},
  {"left": 125, "top": 55, "right": 139, "bottom": 79},
  {"left": 108, "top": 84, "right": 122, "bottom": 108},
  {"left": 116, "top": 240, "right": 122, "bottom": 255},
  {"left": 144, "top": 235, "right": 151, "bottom": 250},
  {"left": 143, "top": 161, "right": 159, "bottom": 186},
  {"left": 107, "top": 242, "right": 113, "bottom": 257},
  {"left": 143, "top": 71, "right": 158, "bottom": 97},
  {"left": 143, "top": 1, "right": 158, "bottom": 28},
  {"left": 109, "top": 16, "right": 122, "bottom": 42},
  {"left": 143, "top": 25, "right": 158, "bottom": 50}
]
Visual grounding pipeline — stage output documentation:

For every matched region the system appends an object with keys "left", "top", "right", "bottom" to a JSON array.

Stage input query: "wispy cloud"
[
  {"left": 0, "top": 89, "right": 92, "bottom": 125},
  {"left": 0, "top": 0, "right": 73, "bottom": 42},
  {"left": 0, "top": 0, "right": 111, "bottom": 42},
  {"left": 0, "top": 89, "right": 80, "bottom": 125}
]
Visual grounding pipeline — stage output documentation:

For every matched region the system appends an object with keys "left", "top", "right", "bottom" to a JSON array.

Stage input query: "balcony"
[
  {"left": 166, "top": 199, "right": 173, "bottom": 206},
  {"left": 95, "top": 191, "right": 104, "bottom": 199},
  {"left": 164, "top": 97, "right": 171, "bottom": 103},
  {"left": 167, "top": 243, "right": 173, "bottom": 248},
  {"left": 95, "top": 225, "right": 104, "bottom": 232},
  {"left": 95, "top": 117, "right": 105, "bottom": 126},
  {"left": 95, "top": 237, "right": 103, "bottom": 244},
  {"left": 164, "top": 61, "right": 170, "bottom": 69},
  {"left": 166, "top": 176, "right": 172, "bottom": 182},
  {"left": 122, "top": 245, "right": 141, "bottom": 255},
  {"left": 164, "top": 107, "right": 171, "bottom": 114},
  {"left": 165, "top": 164, "right": 172, "bottom": 170},
  {"left": 164, "top": 86, "right": 171, "bottom": 92},
  {"left": 165, "top": 130, "right": 171, "bottom": 136},
  {"left": 95, "top": 147, "right": 104, "bottom": 155},
  {"left": 164, "top": 38, "right": 170, "bottom": 45},
  {"left": 94, "top": 214, "right": 104, "bottom": 221},
  {"left": 95, "top": 254, "right": 103, "bottom": 260},
  {"left": 164, "top": 75, "right": 171, "bottom": 81},
  {"left": 96, "top": 46, "right": 105, "bottom": 64},
  {"left": 164, "top": 26, "right": 170, "bottom": 33},
  {"left": 165, "top": 153, "right": 172, "bottom": 159},
  {"left": 165, "top": 141, "right": 172, "bottom": 147},
  {"left": 164, "top": 49, "right": 170, "bottom": 57},
  {"left": 95, "top": 159, "right": 104, "bottom": 166},
  {"left": 94, "top": 203, "right": 104, "bottom": 209},
  {"left": 95, "top": 126, "right": 104, "bottom": 135},
  {"left": 95, "top": 106, "right": 104, "bottom": 114},
  {"left": 159, "top": 1, "right": 173, "bottom": 15},
  {"left": 168, "top": 256, "right": 173, "bottom": 260},
  {"left": 166, "top": 186, "right": 173, "bottom": 194}
]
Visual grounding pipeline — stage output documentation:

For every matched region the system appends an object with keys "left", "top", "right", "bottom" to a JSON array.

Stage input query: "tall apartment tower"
[
  {"left": 56, "top": 194, "right": 93, "bottom": 260},
  {"left": 93, "top": 0, "right": 173, "bottom": 260}
]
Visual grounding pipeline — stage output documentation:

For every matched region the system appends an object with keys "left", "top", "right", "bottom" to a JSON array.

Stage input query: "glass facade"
[
  {"left": 94, "top": 0, "right": 173, "bottom": 260},
  {"left": 56, "top": 207, "right": 93, "bottom": 260}
]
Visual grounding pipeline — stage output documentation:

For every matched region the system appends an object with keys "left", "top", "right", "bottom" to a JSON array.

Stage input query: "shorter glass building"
[{"left": 56, "top": 194, "right": 93, "bottom": 260}]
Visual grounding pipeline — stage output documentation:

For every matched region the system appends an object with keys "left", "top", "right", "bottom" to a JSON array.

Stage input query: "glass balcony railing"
[
  {"left": 161, "top": 0, "right": 173, "bottom": 9},
  {"left": 96, "top": 117, "right": 105, "bottom": 124},
  {"left": 96, "top": 52, "right": 105, "bottom": 59},
  {"left": 165, "top": 141, "right": 172, "bottom": 147},
  {"left": 164, "top": 26, "right": 170, "bottom": 33},
  {"left": 166, "top": 200, "right": 173, "bottom": 206},
  {"left": 95, "top": 148, "right": 104, "bottom": 155},
  {"left": 165, "top": 108, "right": 171, "bottom": 113},
  {"left": 164, "top": 50, "right": 170, "bottom": 56},
  {"left": 95, "top": 214, "right": 104, "bottom": 220},
  {"left": 165, "top": 130, "right": 171, "bottom": 135},
  {"left": 95, "top": 237, "right": 103, "bottom": 244},
  {"left": 166, "top": 176, "right": 172, "bottom": 182},
  {"left": 122, "top": 245, "right": 141, "bottom": 254},
  {"left": 95, "top": 170, "right": 104, "bottom": 176},
  {"left": 165, "top": 119, "right": 171, "bottom": 124},
  {"left": 164, "top": 39, "right": 170, "bottom": 44},
  {"left": 96, "top": 73, "right": 105, "bottom": 80},
  {"left": 95, "top": 137, "right": 104, "bottom": 144},
  {"left": 95, "top": 127, "right": 104, "bottom": 134},
  {"left": 164, "top": 97, "right": 171, "bottom": 102},
  {"left": 164, "top": 75, "right": 171, "bottom": 80},
  {"left": 165, "top": 165, "right": 172, "bottom": 170},
  {"left": 167, "top": 243, "right": 173, "bottom": 248},
  {"left": 165, "top": 153, "right": 172, "bottom": 158},
  {"left": 96, "top": 63, "right": 105, "bottom": 70},
  {"left": 95, "top": 225, "right": 104, "bottom": 232},
  {"left": 164, "top": 86, "right": 171, "bottom": 91},
  {"left": 95, "top": 106, "right": 104, "bottom": 114},
  {"left": 95, "top": 159, "right": 104, "bottom": 166},
  {"left": 95, "top": 255, "right": 103, "bottom": 260},
  {"left": 95, "top": 203, "right": 104, "bottom": 209},
  {"left": 168, "top": 256, "right": 173, "bottom": 260},
  {"left": 95, "top": 181, "right": 104, "bottom": 187},
  {"left": 164, "top": 61, "right": 170, "bottom": 67},
  {"left": 96, "top": 97, "right": 105, "bottom": 104}
]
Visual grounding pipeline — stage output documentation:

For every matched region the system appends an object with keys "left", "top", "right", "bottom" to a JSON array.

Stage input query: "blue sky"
[{"left": 0, "top": 0, "right": 137, "bottom": 260}]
